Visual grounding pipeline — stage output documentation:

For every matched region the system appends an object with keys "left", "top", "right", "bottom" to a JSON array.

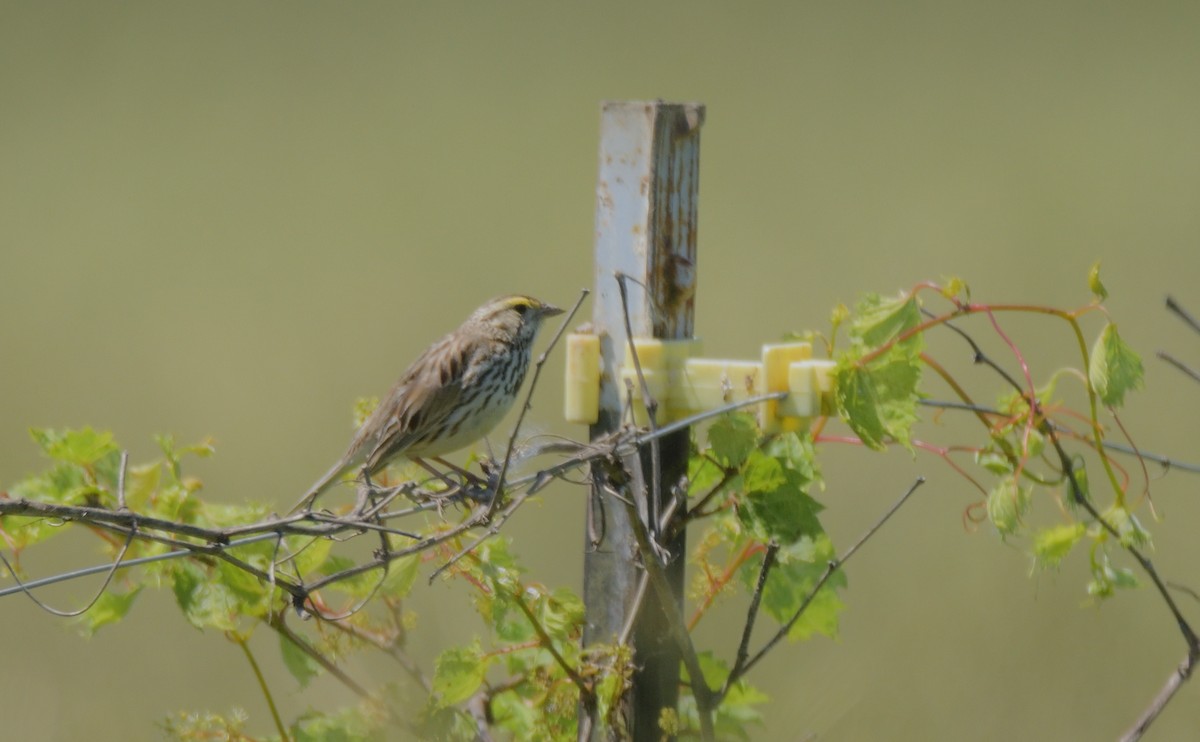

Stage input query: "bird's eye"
[{"left": 513, "top": 303, "right": 529, "bottom": 316}]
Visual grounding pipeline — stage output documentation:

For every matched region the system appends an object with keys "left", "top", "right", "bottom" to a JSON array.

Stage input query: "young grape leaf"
[
  {"left": 1088, "top": 323, "right": 1144, "bottom": 407},
  {"left": 707, "top": 413, "right": 758, "bottom": 468},
  {"left": 280, "top": 632, "right": 323, "bottom": 688},
  {"left": 1032, "top": 523, "right": 1086, "bottom": 569},
  {"left": 432, "top": 640, "right": 490, "bottom": 707}
]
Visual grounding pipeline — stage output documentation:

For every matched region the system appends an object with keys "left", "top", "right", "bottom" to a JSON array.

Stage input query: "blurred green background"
[{"left": 2, "top": 2, "right": 1199, "bottom": 739}]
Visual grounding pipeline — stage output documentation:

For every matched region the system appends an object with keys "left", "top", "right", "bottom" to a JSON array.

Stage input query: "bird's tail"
[{"left": 288, "top": 458, "right": 353, "bottom": 514}]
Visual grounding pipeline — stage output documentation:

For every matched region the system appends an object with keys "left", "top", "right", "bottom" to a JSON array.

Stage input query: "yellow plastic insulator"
[
  {"left": 566, "top": 334, "right": 833, "bottom": 429},
  {"left": 812, "top": 359, "right": 837, "bottom": 416},
  {"left": 781, "top": 358, "right": 837, "bottom": 418},
  {"left": 621, "top": 338, "right": 702, "bottom": 425},
  {"left": 679, "top": 358, "right": 763, "bottom": 416},
  {"left": 762, "top": 342, "right": 812, "bottom": 433},
  {"left": 564, "top": 332, "right": 601, "bottom": 424}
]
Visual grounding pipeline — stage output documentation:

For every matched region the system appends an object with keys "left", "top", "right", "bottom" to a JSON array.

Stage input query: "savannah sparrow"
[{"left": 291, "top": 295, "right": 563, "bottom": 512}]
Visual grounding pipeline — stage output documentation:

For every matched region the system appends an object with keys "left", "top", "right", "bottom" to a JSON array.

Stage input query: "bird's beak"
[{"left": 542, "top": 303, "right": 565, "bottom": 317}]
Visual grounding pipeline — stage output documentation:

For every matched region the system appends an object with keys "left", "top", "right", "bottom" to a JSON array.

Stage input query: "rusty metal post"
[{"left": 582, "top": 100, "right": 703, "bottom": 739}]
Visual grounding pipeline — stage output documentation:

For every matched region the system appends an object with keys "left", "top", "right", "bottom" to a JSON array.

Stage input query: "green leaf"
[
  {"left": 280, "top": 632, "right": 323, "bottom": 688},
  {"left": 588, "top": 642, "right": 634, "bottom": 727},
  {"left": 1033, "top": 523, "right": 1086, "bottom": 569},
  {"left": 742, "top": 450, "right": 785, "bottom": 493},
  {"left": 1104, "top": 506, "right": 1151, "bottom": 549},
  {"left": 835, "top": 291, "right": 925, "bottom": 450},
  {"left": 204, "top": 496, "right": 264, "bottom": 522},
  {"left": 849, "top": 292, "right": 922, "bottom": 348},
  {"left": 940, "top": 276, "right": 970, "bottom": 303},
  {"left": 1088, "top": 261, "right": 1108, "bottom": 302},
  {"left": 123, "top": 462, "right": 161, "bottom": 512},
  {"left": 290, "top": 704, "right": 388, "bottom": 742},
  {"left": 320, "top": 555, "right": 384, "bottom": 599},
  {"left": 762, "top": 432, "right": 812, "bottom": 472},
  {"left": 987, "top": 478, "right": 1030, "bottom": 538},
  {"left": 975, "top": 446, "right": 1015, "bottom": 475},
  {"left": 171, "top": 561, "right": 240, "bottom": 631},
  {"left": 483, "top": 588, "right": 535, "bottom": 644},
  {"left": 687, "top": 650, "right": 730, "bottom": 689},
  {"left": 677, "top": 652, "right": 766, "bottom": 741},
  {"left": 1088, "top": 323, "right": 1144, "bottom": 407},
  {"left": 707, "top": 413, "right": 758, "bottom": 468},
  {"left": 380, "top": 553, "right": 421, "bottom": 600},
  {"left": 1087, "top": 550, "right": 1139, "bottom": 599},
  {"left": 835, "top": 364, "right": 887, "bottom": 450},
  {"left": 1065, "top": 456, "right": 1091, "bottom": 507},
  {"left": 416, "top": 706, "right": 480, "bottom": 742},
  {"left": 540, "top": 586, "right": 584, "bottom": 640},
  {"left": 474, "top": 537, "right": 521, "bottom": 580},
  {"left": 3, "top": 465, "right": 89, "bottom": 547},
  {"left": 835, "top": 347, "right": 922, "bottom": 451},
  {"left": 433, "top": 640, "right": 489, "bottom": 707},
  {"left": 829, "top": 302, "right": 850, "bottom": 333},
  {"left": 489, "top": 691, "right": 539, "bottom": 736},
  {"left": 738, "top": 470, "right": 824, "bottom": 545},
  {"left": 75, "top": 587, "right": 142, "bottom": 636},
  {"left": 687, "top": 453, "right": 727, "bottom": 496},
  {"left": 215, "top": 557, "right": 272, "bottom": 619},
  {"left": 751, "top": 535, "right": 845, "bottom": 641},
  {"left": 287, "top": 534, "right": 335, "bottom": 577},
  {"left": 161, "top": 709, "right": 251, "bottom": 739},
  {"left": 29, "top": 427, "right": 119, "bottom": 467}
]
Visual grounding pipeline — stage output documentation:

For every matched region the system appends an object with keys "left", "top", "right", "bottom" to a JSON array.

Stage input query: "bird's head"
[{"left": 470, "top": 295, "right": 564, "bottom": 344}]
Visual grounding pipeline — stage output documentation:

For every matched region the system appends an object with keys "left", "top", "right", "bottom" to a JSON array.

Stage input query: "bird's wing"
[{"left": 363, "top": 335, "right": 473, "bottom": 471}]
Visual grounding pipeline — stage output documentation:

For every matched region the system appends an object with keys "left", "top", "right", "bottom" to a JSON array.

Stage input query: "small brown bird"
[{"left": 291, "top": 295, "right": 563, "bottom": 512}]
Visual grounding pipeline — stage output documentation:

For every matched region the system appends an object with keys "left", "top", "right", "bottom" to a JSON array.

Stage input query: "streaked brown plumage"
[{"left": 291, "top": 295, "right": 562, "bottom": 512}]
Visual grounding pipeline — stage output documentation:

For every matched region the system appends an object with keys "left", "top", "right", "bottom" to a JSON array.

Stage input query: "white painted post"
[{"left": 582, "top": 99, "right": 704, "bottom": 739}]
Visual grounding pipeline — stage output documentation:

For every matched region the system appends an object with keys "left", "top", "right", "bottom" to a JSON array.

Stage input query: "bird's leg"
[
  {"left": 353, "top": 467, "right": 374, "bottom": 516},
  {"left": 353, "top": 467, "right": 394, "bottom": 560},
  {"left": 431, "top": 456, "right": 488, "bottom": 487},
  {"left": 412, "top": 458, "right": 468, "bottom": 499}
]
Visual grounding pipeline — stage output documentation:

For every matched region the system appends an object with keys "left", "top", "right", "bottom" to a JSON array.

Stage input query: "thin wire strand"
[{"left": 0, "top": 527, "right": 136, "bottom": 616}]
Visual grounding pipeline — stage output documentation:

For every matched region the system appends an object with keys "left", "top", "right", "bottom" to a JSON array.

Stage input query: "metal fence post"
[{"left": 583, "top": 99, "right": 704, "bottom": 739}]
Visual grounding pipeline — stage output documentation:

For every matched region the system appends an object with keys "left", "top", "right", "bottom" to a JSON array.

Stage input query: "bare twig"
[
  {"left": 1167, "top": 581, "right": 1200, "bottom": 604},
  {"left": 617, "top": 572, "right": 650, "bottom": 647},
  {"left": 1157, "top": 351, "right": 1200, "bottom": 384},
  {"left": 720, "top": 541, "right": 778, "bottom": 702},
  {"left": 1042, "top": 424, "right": 1198, "bottom": 650},
  {"left": 0, "top": 498, "right": 234, "bottom": 543},
  {"left": 509, "top": 585, "right": 591, "bottom": 696},
  {"left": 426, "top": 488, "right": 536, "bottom": 583},
  {"left": 1165, "top": 295, "right": 1200, "bottom": 336},
  {"left": 318, "top": 613, "right": 431, "bottom": 694},
  {"left": 0, "top": 386, "right": 794, "bottom": 615},
  {"left": 735, "top": 477, "right": 925, "bottom": 684},
  {"left": 268, "top": 611, "right": 375, "bottom": 699},
  {"left": 617, "top": 491, "right": 716, "bottom": 742},
  {"left": 935, "top": 306, "right": 1199, "bottom": 739},
  {"left": 919, "top": 399, "right": 1200, "bottom": 474},
  {"left": 681, "top": 463, "right": 738, "bottom": 527},
  {"left": 615, "top": 272, "right": 663, "bottom": 535},
  {"left": 1119, "top": 651, "right": 1199, "bottom": 742},
  {"left": 482, "top": 288, "right": 589, "bottom": 523}
]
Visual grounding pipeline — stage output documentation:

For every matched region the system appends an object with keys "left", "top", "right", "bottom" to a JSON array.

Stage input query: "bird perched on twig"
[{"left": 290, "top": 294, "right": 563, "bottom": 513}]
